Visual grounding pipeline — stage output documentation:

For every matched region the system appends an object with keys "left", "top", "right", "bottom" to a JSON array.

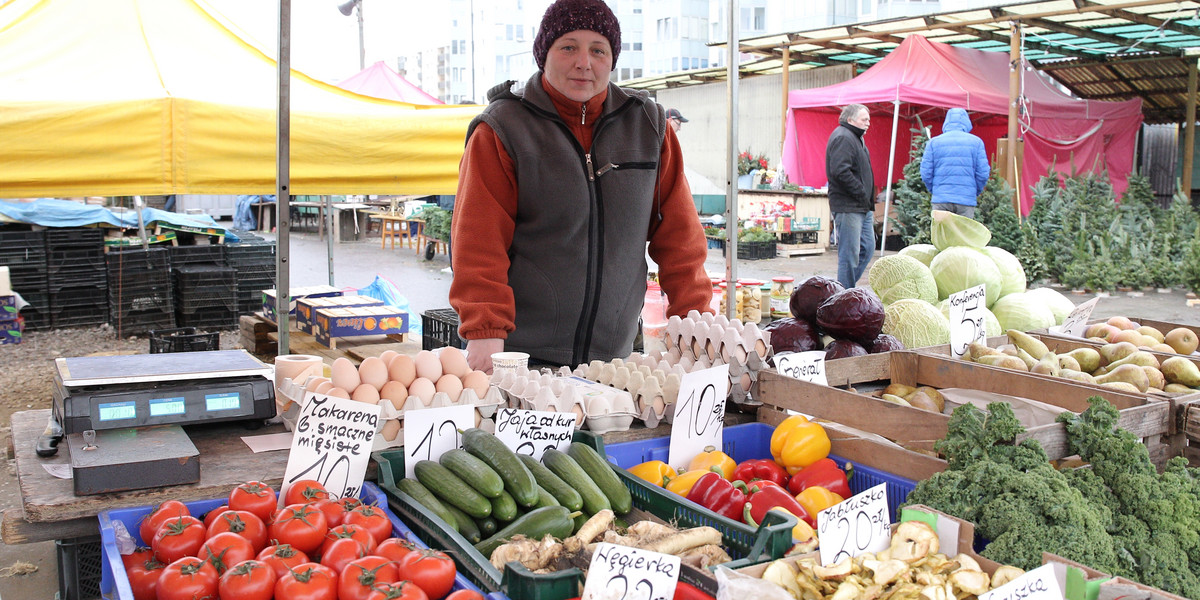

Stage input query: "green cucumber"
[
  {"left": 534, "top": 485, "right": 561, "bottom": 509},
  {"left": 444, "top": 503, "right": 482, "bottom": 543},
  {"left": 440, "top": 448, "right": 505, "bottom": 498},
  {"left": 462, "top": 428, "right": 539, "bottom": 507},
  {"left": 475, "top": 516, "right": 498, "bottom": 538},
  {"left": 474, "top": 506, "right": 575, "bottom": 558},
  {"left": 518, "top": 453, "right": 584, "bottom": 511},
  {"left": 396, "top": 478, "right": 458, "bottom": 532},
  {"left": 414, "top": 460, "right": 493, "bottom": 519},
  {"left": 568, "top": 442, "right": 633, "bottom": 515},
  {"left": 489, "top": 489, "right": 519, "bottom": 522},
  {"left": 541, "top": 448, "right": 610, "bottom": 516},
  {"left": 572, "top": 512, "right": 589, "bottom": 535}
]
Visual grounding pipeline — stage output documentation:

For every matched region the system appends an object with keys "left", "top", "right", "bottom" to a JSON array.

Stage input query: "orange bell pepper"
[
  {"left": 687, "top": 446, "right": 736, "bottom": 480},
  {"left": 628, "top": 460, "right": 677, "bottom": 487},
  {"left": 664, "top": 467, "right": 716, "bottom": 497},
  {"left": 770, "top": 415, "right": 831, "bottom": 474},
  {"left": 794, "top": 485, "right": 844, "bottom": 527}
]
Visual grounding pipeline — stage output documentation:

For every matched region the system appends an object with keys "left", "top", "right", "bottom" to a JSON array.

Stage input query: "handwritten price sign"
[
  {"left": 403, "top": 405, "right": 475, "bottom": 478},
  {"left": 775, "top": 351, "right": 828, "bottom": 385},
  {"left": 494, "top": 408, "right": 577, "bottom": 460},
  {"left": 817, "top": 484, "right": 890, "bottom": 566},
  {"left": 582, "top": 543, "right": 680, "bottom": 600},
  {"left": 980, "top": 564, "right": 1063, "bottom": 600},
  {"left": 1060, "top": 297, "right": 1099, "bottom": 338},
  {"left": 667, "top": 364, "right": 729, "bottom": 471},
  {"left": 949, "top": 284, "right": 988, "bottom": 359},
  {"left": 282, "top": 392, "right": 381, "bottom": 504}
]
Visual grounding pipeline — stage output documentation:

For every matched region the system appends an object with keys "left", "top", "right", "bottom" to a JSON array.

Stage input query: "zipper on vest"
[
  {"left": 581, "top": 102, "right": 586, "bottom": 125},
  {"left": 586, "top": 154, "right": 595, "bottom": 181},
  {"left": 596, "top": 162, "right": 657, "bottom": 177}
]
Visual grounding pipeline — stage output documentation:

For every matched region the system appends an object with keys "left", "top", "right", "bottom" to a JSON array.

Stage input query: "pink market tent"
[
  {"left": 337, "top": 61, "right": 443, "bottom": 105},
  {"left": 781, "top": 35, "right": 1143, "bottom": 216}
]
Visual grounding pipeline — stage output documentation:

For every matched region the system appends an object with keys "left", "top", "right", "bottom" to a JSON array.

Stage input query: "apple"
[{"left": 1165, "top": 327, "right": 1199, "bottom": 355}]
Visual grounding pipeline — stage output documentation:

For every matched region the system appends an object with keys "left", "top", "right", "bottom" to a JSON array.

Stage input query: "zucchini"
[
  {"left": 541, "top": 448, "right": 610, "bottom": 516},
  {"left": 568, "top": 442, "right": 633, "bottom": 515},
  {"left": 462, "top": 428, "right": 539, "bottom": 507},
  {"left": 518, "top": 453, "right": 584, "bottom": 511},
  {"left": 489, "top": 489, "right": 519, "bottom": 522},
  {"left": 474, "top": 506, "right": 575, "bottom": 558},
  {"left": 475, "top": 516, "right": 498, "bottom": 538},
  {"left": 534, "top": 485, "right": 561, "bottom": 509},
  {"left": 396, "top": 478, "right": 458, "bottom": 532},
  {"left": 440, "top": 448, "right": 504, "bottom": 498},
  {"left": 414, "top": 460, "right": 493, "bottom": 519},
  {"left": 444, "top": 504, "right": 482, "bottom": 543}
]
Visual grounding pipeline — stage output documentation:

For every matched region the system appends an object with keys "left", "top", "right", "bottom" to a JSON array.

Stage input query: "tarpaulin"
[
  {"left": 0, "top": 198, "right": 238, "bottom": 240},
  {"left": 337, "top": 61, "right": 444, "bottom": 105}
]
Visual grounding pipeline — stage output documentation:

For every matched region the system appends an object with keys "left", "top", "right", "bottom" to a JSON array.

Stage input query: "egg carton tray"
[{"left": 491, "top": 367, "right": 641, "bottom": 434}]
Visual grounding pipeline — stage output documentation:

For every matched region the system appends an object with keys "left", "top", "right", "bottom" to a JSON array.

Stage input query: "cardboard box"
[
  {"left": 1041, "top": 553, "right": 1189, "bottom": 600},
  {"left": 313, "top": 305, "right": 408, "bottom": 348},
  {"left": 295, "top": 295, "right": 383, "bottom": 334},
  {"left": 261, "top": 285, "right": 342, "bottom": 322},
  {"left": 0, "top": 295, "right": 17, "bottom": 323},
  {"left": 1, "top": 316, "right": 23, "bottom": 344}
]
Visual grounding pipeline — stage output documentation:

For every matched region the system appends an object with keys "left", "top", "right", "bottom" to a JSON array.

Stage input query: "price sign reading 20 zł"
[
  {"left": 582, "top": 543, "right": 680, "bottom": 600},
  {"left": 817, "top": 483, "right": 890, "bottom": 566},
  {"left": 281, "top": 392, "right": 381, "bottom": 505},
  {"left": 403, "top": 404, "right": 475, "bottom": 478},
  {"left": 667, "top": 364, "right": 729, "bottom": 471},
  {"left": 949, "top": 284, "right": 988, "bottom": 359}
]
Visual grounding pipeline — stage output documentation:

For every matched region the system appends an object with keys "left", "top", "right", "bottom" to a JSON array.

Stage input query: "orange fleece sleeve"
[
  {"left": 648, "top": 125, "right": 715, "bottom": 317},
  {"left": 449, "top": 123, "right": 518, "bottom": 341}
]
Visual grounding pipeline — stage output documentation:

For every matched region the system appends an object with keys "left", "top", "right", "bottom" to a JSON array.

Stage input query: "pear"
[
  {"left": 997, "top": 344, "right": 1019, "bottom": 357},
  {"left": 1094, "top": 363, "right": 1150, "bottom": 392},
  {"left": 1161, "top": 356, "right": 1200, "bottom": 387},
  {"left": 977, "top": 354, "right": 1029, "bottom": 371},
  {"left": 913, "top": 386, "right": 946, "bottom": 412},
  {"left": 907, "top": 391, "right": 942, "bottom": 413},
  {"left": 1031, "top": 352, "right": 1060, "bottom": 377},
  {"left": 1136, "top": 325, "right": 1165, "bottom": 344},
  {"left": 1142, "top": 365, "right": 1166, "bottom": 390},
  {"left": 1065, "top": 348, "right": 1101, "bottom": 374},
  {"left": 1165, "top": 383, "right": 1195, "bottom": 393},
  {"left": 1096, "top": 351, "right": 1160, "bottom": 375},
  {"left": 1016, "top": 348, "right": 1038, "bottom": 369},
  {"left": 1098, "top": 341, "right": 1139, "bottom": 366},
  {"left": 967, "top": 342, "right": 1000, "bottom": 361},
  {"left": 881, "top": 394, "right": 912, "bottom": 407},
  {"left": 1007, "top": 330, "right": 1050, "bottom": 361},
  {"left": 1057, "top": 355, "right": 1081, "bottom": 372},
  {"left": 1085, "top": 323, "right": 1114, "bottom": 339},
  {"left": 1107, "top": 316, "right": 1138, "bottom": 331},
  {"left": 1059, "top": 369, "right": 1097, "bottom": 385},
  {"left": 1099, "top": 381, "right": 1143, "bottom": 394},
  {"left": 884, "top": 383, "right": 918, "bottom": 398}
]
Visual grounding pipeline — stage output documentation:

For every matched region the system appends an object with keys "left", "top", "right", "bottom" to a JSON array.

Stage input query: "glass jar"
[
  {"left": 737, "top": 279, "right": 764, "bottom": 324},
  {"left": 770, "top": 276, "right": 795, "bottom": 318},
  {"left": 717, "top": 282, "right": 745, "bottom": 320}
]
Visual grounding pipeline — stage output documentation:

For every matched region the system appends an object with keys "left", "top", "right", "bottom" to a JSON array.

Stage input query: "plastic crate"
[
  {"left": 148, "top": 327, "right": 220, "bottom": 353},
  {"left": 735, "top": 240, "right": 777, "bottom": 261},
  {"left": 605, "top": 422, "right": 917, "bottom": 525},
  {"left": 422, "top": 308, "right": 466, "bottom": 350},
  {"left": 98, "top": 482, "right": 500, "bottom": 600},
  {"left": 57, "top": 534, "right": 103, "bottom": 600},
  {"left": 373, "top": 430, "right": 793, "bottom": 599}
]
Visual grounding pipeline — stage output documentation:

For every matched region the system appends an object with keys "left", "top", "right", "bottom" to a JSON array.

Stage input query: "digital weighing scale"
[{"left": 41, "top": 350, "right": 276, "bottom": 495}]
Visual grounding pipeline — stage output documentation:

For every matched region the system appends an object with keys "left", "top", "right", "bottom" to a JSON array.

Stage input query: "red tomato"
[
  {"left": 320, "top": 523, "right": 378, "bottom": 558},
  {"left": 138, "top": 500, "right": 189, "bottom": 544},
  {"left": 229, "top": 480, "right": 279, "bottom": 524},
  {"left": 202, "top": 505, "right": 230, "bottom": 530},
  {"left": 284, "top": 479, "right": 330, "bottom": 505},
  {"left": 155, "top": 556, "right": 218, "bottom": 600},
  {"left": 274, "top": 562, "right": 338, "bottom": 600},
  {"left": 257, "top": 543, "right": 310, "bottom": 579},
  {"left": 445, "top": 591, "right": 485, "bottom": 600},
  {"left": 218, "top": 559, "right": 277, "bottom": 600},
  {"left": 373, "top": 538, "right": 418, "bottom": 564},
  {"left": 123, "top": 553, "right": 165, "bottom": 600},
  {"left": 270, "top": 503, "right": 330, "bottom": 554},
  {"left": 199, "top": 531, "right": 256, "bottom": 575},
  {"left": 337, "top": 496, "right": 364, "bottom": 513},
  {"left": 120, "top": 546, "right": 155, "bottom": 572},
  {"left": 396, "top": 549, "right": 457, "bottom": 600},
  {"left": 207, "top": 509, "right": 269, "bottom": 553},
  {"left": 344, "top": 505, "right": 393, "bottom": 545},
  {"left": 151, "top": 515, "right": 206, "bottom": 564},
  {"left": 318, "top": 537, "right": 366, "bottom": 574},
  {"left": 339, "top": 555, "right": 400, "bottom": 600},
  {"left": 366, "top": 581, "right": 429, "bottom": 600},
  {"left": 312, "top": 498, "right": 347, "bottom": 528}
]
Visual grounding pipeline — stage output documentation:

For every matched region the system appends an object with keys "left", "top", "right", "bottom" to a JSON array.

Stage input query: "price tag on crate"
[
  {"left": 494, "top": 408, "right": 577, "bottom": 460},
  {"left": 281, "top": 392, "right": 381, "bottom": 504},
  {"left": 775, "top": 350, "right": 828, "bottom": 385},
  {"left": 403, "top": 405, "right": 475, "bottom": 478},
  {"left": 948, "top": 284, "right": 988, "bottom": 359},
  {"left": 1059, "top": 297, "right": 1100, "bottom": 338},
  {"left": 667, "top": 364, "right": 729, "bottom": 471},
  {"left": 817, "top": 483, "right": 890, "bottom": 566},
  {"left": 582, "top": 542, "right": 680, "bottom": 600},
  {"left": 981, "top": 564, "right": 1063, "bottom": 600}
]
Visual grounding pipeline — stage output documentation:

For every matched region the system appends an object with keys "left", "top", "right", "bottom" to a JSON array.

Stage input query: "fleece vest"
[{"left": 466, "top": 74, "right": 666, "bottom": 365}]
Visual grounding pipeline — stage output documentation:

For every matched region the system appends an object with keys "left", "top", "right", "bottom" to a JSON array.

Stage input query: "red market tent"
[
  {"left": 781, "top": 35, "right": 1144, "bottom": 215},
  {"left": 337, "top": 61, "right": 443, "bottom": 105}
]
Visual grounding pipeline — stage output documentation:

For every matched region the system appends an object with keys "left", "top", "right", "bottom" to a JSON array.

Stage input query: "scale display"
[
  {"left": 150, "top": 397, "right": 187, "bottom": 417},
  {"left": 205, "top": 392, "right": 241, "bottom": 412},
  {"left": 97, "top": 401, "right": 137, "bottom": 422}
]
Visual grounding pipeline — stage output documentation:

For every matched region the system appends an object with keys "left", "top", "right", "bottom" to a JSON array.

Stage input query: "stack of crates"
[
  {"left": 171, "top": 245, "right": 237, "bottom": 329},
  {"left": 225, "top": 232, "right": 277, "bottom": 316},
  {"left": 0, "top": 228, "right": 48, "bottom": 330},
  {"left": 106, "top": 247, "right": 174, "bottom": 336},
  {"left": 47, "top": 228, "right": 108, "bottom": 328}
]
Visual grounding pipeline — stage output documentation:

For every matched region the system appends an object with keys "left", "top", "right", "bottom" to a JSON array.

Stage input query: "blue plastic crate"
[
  {"left": 605, "top": 422, "right": 917, "bottom": 524},
  {"left": 98, "top": 481, "right": 503, "bottom": 600}
]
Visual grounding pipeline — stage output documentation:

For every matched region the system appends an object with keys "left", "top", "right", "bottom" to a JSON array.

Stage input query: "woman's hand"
[{"left": 465, "top": 338, "right": 505, "bottom": 373}]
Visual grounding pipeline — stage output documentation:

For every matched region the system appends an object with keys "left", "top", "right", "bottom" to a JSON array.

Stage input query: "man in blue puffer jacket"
[{"left": 920, "top": 108, "right": 989, "bottom": 219}]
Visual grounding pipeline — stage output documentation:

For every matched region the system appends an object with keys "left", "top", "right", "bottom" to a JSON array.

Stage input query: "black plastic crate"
[
  {"left": 421, "top": 308, "right": 465, "bottom": 350},
  {"left": 736, "top": 240, "right": 778, "bottom": 261},
  {"left": 57, "top": 535, "right": 102, "bottom": 600},
  {"left": 177, "top": 291, "right": 237, "bottom": 313},
  {"left": 48, "top": 271, "right": 107, "bottom": 292},
  {"left": 52, "top": 304, "right": 108, "bottom": 328},
  {"left": 148, "top": 327, "right": 220, "bottom": 353},
  {"left": 176, "top": 306, "right": 237, "bottom": 330},
  {"left": 170, "top": 245, "right": 227, "bottom": 267},
  {"left": 46, "top": 228, "right": 104, "bottom": 247},
  {"left": 106, "top": 247, "right": 171, "bottom": 272},
  {"left": 112, "top": 311, "right": 176, "bottom": 337}
]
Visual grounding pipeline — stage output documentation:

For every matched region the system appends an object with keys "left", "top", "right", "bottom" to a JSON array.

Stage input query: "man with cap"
[
  {"left": 450, "top": 0, "right": 713, "bottom": 373},
  {"left": 666, "top": 108, "right": 688, "bottom": 133}
]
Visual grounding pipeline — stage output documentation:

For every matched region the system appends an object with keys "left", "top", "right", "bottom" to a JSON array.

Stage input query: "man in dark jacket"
[
  {"left": 825, "top": 104, "right": 875, "bottom": 289},
  {"left": 920, "top": 108, "right": 989, "bottom": 219}
]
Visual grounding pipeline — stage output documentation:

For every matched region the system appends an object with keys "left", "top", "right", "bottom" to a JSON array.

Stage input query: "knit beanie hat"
[{"left": 532, "top": 0, "right": 621, "bottom": 72}]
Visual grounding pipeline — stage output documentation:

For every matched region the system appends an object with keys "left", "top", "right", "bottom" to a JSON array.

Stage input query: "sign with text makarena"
[{"left": 281, "top": 392, "right": 380, "bottom": 503}]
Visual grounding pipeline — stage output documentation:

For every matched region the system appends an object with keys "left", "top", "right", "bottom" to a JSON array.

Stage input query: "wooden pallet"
[{"left": 776, "top": 242, "right": 824, "bottom": 257}]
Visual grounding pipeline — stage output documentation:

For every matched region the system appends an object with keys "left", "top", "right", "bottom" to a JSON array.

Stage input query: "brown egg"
[
  {"left": 381, "top": 419, "right": 402, "bottom": 441},
  {"left": 414, "top": 350, "right": 443, "bottom": 381},
  {"left": 358, "top": 356, "right": 389, "bottom": 391},
  {"left": 330, "top": 357, "right": 361, "bottom": 392},
  {"left": 379, "top": 350, "right": 400, "bottom": 366},
  {"left": 408, "top": 377, "right": 436, "bottom": 407},
  {"left": 326, "top": 386, "right": 351, "bottom": 399},
  {"left": 461, "top": 370, "right": 490, "bottom": 400},
  {"left": 315, "top": 380, "right": 335, "bottom": 395},
  {"left": 388, "top": 355, "right": 417, "bottom": 386},
  {"left": 436, "top": 374, "right": 464, "bottom": 403},
  {"left": 351, "top": 383, "right": 381, "bottom": 404},
  {"left": 304, "top": 376, "right": 330, "bottom": 392},
  {"left": 439, "top": 347, "right": 471, "bottom": 378},
  {"left": 380, "top": 381, "right": 409, "bottom": 411}
]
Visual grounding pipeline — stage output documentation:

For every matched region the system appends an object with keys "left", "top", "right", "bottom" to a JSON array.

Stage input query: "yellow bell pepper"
[
  {"left": 770, "top": 415, "right": 831, "bottom": 474},
  {"left": 772, "top": 508, "right": 817, "bottom": 543},
  {"left": 628, "top": 460, "right": 677, "bottom": 487},
  {"left": 795, "top": 485, "right": 844, "bottom": 524},
  {"left": 687, "top": 446, "right": 736, "bottom": 480},
  {"left": 664, "top": 467, "right": 716, "bottom": 497}
]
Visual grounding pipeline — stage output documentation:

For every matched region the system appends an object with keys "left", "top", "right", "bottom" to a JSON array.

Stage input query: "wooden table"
[{"left": 376, "top": 213, "right": 419, "bottom": 250}]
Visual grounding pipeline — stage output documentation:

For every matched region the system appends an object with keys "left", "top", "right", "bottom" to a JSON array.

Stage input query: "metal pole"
[
  {"left": 725, "top": 0, "right": 739, "bottom": 320},
  {"left": 1183, "top": 57, "right": 1198, "bottom": 197},
  {"left": 134, "top": 196, "right": 149, "bottom": 250},
  {"left": 326, "top": 195, "right": 335, "bottom": 286},
  {"left": 879, "top": 100, "right": 900, "bottom": 256},
  {"left": 356, "top": 2, "right": 365, "bottom": 71},
  {"left": 277, "top": 0, "right": 292, "bottom": 356},
  {"left": 1007, "top": 22, "right": 1021, "bottom": 215}
]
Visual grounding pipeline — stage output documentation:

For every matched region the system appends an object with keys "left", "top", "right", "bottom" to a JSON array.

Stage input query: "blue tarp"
[
  {"left": 234, "top": 195, "right": 275, "bottom": 231},
  {"left": 0, "top": 198, "right": 239, "bottom": 241},
  {"left": 357, "top": 275, "right": 421, "bottom": 336}
]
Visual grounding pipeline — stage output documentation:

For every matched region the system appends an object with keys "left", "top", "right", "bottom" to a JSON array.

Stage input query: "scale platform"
[{"left": 66, "top": 425, "right": 199, "bottom": 495}]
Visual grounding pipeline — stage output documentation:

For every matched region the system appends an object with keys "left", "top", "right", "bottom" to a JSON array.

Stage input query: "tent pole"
[
  {"left": 1007, "top": 22, "right": 1021, "bottom": 216},
  {"left": 725, "top": 0, "right": 739, "bottom": 320},
  {"left": 879, "top": 100, "right": 900, "bottom": 257},
  {"left": 1182, "top": 57, "right": 1198, "bottom": 199},
  {"left": 326, "top": 195, "right": 335, "bottom": 286},
  {"left": 780, "top": 46, "right": 790, "bottom": 156},
  {"left": 276, "top": 0, "right": 292, "bottom": 356}
]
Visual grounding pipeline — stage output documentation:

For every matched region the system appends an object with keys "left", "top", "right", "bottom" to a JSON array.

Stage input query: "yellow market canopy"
[{"left": 0, "top": 0, "right": 482, "bottom": 197}]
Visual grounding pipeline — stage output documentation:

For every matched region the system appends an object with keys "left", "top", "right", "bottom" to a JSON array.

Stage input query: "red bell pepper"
[
  {"left": 731, "top": 458, "right": 788, "bottom": 487},
  {"left": 743, "top": 480, "right": 812, "bottom": 528},
  {"left": 685, "top": 471, "right": 749, "bottom": 522},
  {"left": 786, "top": 457, "right": 852, "bottom": 499}
]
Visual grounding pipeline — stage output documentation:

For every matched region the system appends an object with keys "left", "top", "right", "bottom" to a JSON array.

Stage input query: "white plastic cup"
[{"left": 491, "top": 351, "right": 530, "bottom": 374}]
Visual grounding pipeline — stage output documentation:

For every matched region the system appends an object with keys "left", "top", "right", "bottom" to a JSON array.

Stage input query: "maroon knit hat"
[{"left": 533, "top": 0, "right": 621, "bottom": 72}]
